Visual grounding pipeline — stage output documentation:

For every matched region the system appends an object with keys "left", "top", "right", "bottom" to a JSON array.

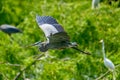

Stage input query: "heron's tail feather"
[{"left": 71, "top": 47, "right": 91, "bottom": 55}]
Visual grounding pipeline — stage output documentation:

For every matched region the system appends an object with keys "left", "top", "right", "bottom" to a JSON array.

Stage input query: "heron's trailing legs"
[
  {"left": 71, "top": 47, "right": 91, "bottom": 55},
  {"left": 69, "top": 42, "right": 91, "bottom": 55}
]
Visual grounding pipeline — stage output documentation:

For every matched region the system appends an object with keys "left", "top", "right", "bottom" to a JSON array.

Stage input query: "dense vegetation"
[{"left": 0, "top": 0, "right": 120, "bottom": 80}]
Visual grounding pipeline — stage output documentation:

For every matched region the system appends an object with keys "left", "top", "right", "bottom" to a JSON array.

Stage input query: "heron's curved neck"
[{"left": 102, "top": 41, "right": 106, "bottom": 59}]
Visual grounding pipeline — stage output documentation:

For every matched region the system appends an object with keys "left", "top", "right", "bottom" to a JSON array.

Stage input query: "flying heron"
[
  {"left": 32, "top": 15, "right": 90, "bottom": 55},
  {"left": 0, "top": 24, "right": 22, "bottom": 36}
]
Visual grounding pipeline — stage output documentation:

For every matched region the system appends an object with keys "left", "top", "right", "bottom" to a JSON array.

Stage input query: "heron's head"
[
  {"left": 38, "top": 42, "right": 48, "bottom": 52},
  {"left": 70, "top": 42, "right": 78, "bottom": 47},
  {"left": 100, "top": 39, "right": 104, "bottom": 43},
  {"left": 32, "top": 41, "right": 48, "bottom": 52}
]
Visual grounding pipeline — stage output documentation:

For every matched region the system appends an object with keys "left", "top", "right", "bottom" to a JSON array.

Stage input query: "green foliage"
[{"left": 0, "top": 0, "right": 120, "bottom": 80}]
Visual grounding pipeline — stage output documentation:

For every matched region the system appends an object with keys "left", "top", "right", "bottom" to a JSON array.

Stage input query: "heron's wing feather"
[
  {"left": 1, "top": 25, "right": 19, "bottom": 30},
  {"left": 36, "top": 15, "right": 65, "bottom": 37},
  {"left": 48, "top": 32, "right": 70, "bottom": 43},
  {"left": 0, "top": 24, "right": 22, "bottom": 33},
  {"left": 36, "top": 15, "right": 58, "bottom": 25}
]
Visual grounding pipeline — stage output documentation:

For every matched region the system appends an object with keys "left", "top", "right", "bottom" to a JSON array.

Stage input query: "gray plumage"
[
  {"left": 36, "top": 16, "right": 58, "bottom": 25},
  {"left": 36, "top": 15, "right": 65, "bottom": 37},
  {"left": 33, "top": 15, "right": 90, "bottom": 55},
  {"left": 0, "top": 24, "right": 22, "bottom": 36}
]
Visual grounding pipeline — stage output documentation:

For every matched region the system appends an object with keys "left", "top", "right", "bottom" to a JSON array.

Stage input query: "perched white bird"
[
  {"left": 100, "top": 39, "right": 115, "bottom": 71},
  {"left": 92, "top": 0, "right": 100, "bottom": 9}
]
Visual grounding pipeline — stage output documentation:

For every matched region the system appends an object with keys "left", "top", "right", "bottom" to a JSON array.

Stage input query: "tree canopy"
[{"left": 0, "top": 0, "right": 120, "bottom": 80}]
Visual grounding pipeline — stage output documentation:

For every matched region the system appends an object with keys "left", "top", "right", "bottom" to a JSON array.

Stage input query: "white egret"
[
  {"left": 100, "top": 39, "right": 115, "bottom": 71},
  {"left": 92, "top": 0, "right": 100, "bottom": 9}
]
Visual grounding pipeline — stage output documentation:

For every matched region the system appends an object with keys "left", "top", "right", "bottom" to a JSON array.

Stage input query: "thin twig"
[
  {"left": 95, "top": 70, "right": 110, "bottom": 80},
  {"left": 0, "top": 62, "right": 21, "bottom": 67},
  {"left": 0, "top": 72, "right": 8, "bottom": 80},
  {"left": 5, "top": 63, "right": 21, "bottom": 67},
  {"left": 95, "top": 64, "right": 120, "bottom": 80},
  {"left": 13, "top": 53, "right": 45, "bottom": 80},
  {"left": 115, "top": 64, "right": 120, "bottom": 68}
]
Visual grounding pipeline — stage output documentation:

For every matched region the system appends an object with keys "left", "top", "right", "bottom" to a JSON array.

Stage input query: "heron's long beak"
[
  {"left": 31, "top": 41, "right": 42, "bottom": 46},
  {"left": 24, "top": 41, "right": 41, "bottom": 48}
]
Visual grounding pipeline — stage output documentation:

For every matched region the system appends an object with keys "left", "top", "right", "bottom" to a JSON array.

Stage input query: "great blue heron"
[
  {"left": 0, "top": 24, "right": 22, "bottom": 36},
  {"left": 100, "top": 39, "right": 115, "bottom": 71},
  {"left": 32, "top": 15, "right": 90, "bottom": 55}
]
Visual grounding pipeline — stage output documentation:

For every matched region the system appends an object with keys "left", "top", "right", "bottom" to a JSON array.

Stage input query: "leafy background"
[{"left": 0, "top": 0, "right": 120, "bottom": 80}]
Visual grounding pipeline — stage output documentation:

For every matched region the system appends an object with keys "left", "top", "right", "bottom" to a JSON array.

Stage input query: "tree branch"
[
  {"left": 95, "top": 70, "right": 110, "bottom": 80},
  {"left": 13, "top": 53, "right": 45, "bottom": 80},
  {"left": 95, "top": 64, "right": 120, "bottom": 80}
]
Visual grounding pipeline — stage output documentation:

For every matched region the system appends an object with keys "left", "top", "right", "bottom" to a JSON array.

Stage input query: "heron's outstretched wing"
[
  {"left": 36, "top": 15, "right": 65, "bottom": 37},
  {"left": 0, "top": 24, "right": 22, "bottom": 34},
  {"left": 48, "top": 32, "right": 70, "bottom": 43},
  {"left": 36, "top": 15, "right": 58, "bottom": 25}
]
